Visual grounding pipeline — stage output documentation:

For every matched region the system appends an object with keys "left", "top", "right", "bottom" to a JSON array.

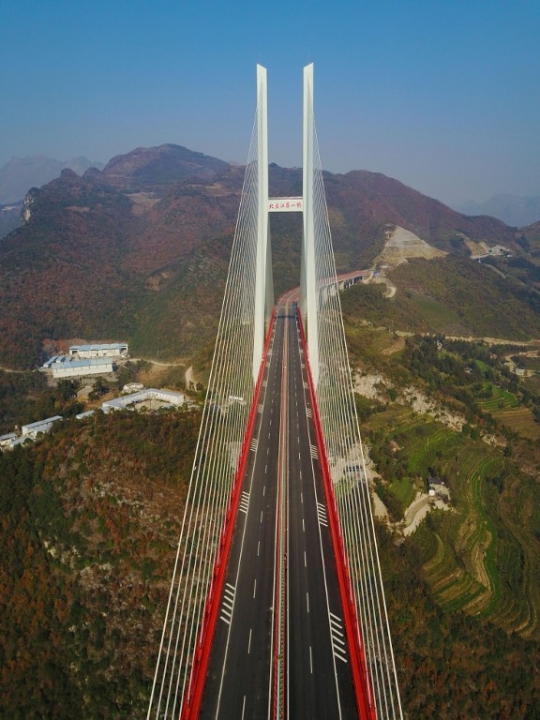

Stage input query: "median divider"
[
  {"left": 272, "top": 309, "right": 288, "bottom": 720},
  {"left": 181, "top": 308, "right": 276, "bottom": 720}
]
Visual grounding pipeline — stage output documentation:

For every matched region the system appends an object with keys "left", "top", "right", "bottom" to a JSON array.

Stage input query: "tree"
[
  {"left": 88, "top": 378, "right": 109, "bottom": 401},
  {"left": 55, "top": 379, "right": 80, "bottom": 403}
]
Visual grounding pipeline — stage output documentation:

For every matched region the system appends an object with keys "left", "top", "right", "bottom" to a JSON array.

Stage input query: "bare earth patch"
[
  {"left": 375, "top": 225, "right": 446, "bottom": 268},
  {"left": 402, "top": 386, "right": 464, "bottom": 432},
  {"left": 400, "top": 492, "right": 451, "bottom": 537},
  {"left": 353, "top": 371, "right": 389, "bottom": 401}
]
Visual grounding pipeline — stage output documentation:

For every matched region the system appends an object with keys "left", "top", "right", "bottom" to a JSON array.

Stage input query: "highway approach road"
[{"left": 200, "top": 303, "right": 357, "bottom": 719}]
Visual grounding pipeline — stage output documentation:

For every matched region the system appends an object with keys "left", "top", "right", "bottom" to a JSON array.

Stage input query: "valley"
[{"left": 1, "top": 143, "right": 540, "bottom": 716}]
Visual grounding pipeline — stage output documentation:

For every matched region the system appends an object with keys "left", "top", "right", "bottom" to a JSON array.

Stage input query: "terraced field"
[
  {"left": 475, "top": 383, "right": 540, "bottom": 439},
  {"left": 364, "top": 407, "right": 540, "bottom": 638},
  {"left": 432, "top": 452, "right": 501, "bottom": 615},
  {"left": 492, "top": 406, "right": 540, "bottom": 440},
  {"left": 477, "top": 385, "right": 519, "bottom": 412}
]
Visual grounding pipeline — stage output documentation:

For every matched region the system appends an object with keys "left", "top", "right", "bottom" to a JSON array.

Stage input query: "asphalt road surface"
[{"left": 200, "top": 304, "right": 357, "bottom": 719}]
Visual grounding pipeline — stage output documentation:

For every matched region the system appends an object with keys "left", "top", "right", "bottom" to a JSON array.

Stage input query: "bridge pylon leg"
[
  {"left": 253, "top": 64, "right": 272, "bottom": 383},
  {"left": 300, "top": 63, "right": 319, "bottom": 389}
]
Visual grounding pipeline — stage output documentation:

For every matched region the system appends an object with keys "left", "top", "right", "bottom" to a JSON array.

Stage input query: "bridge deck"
[{"left": 199, "top": 303, "right": 357, "bottom": 719}]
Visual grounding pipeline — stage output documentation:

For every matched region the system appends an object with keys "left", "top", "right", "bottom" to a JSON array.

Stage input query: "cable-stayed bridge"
[{"left": 147, "top": 65, "right": 402, "bottom": 720}]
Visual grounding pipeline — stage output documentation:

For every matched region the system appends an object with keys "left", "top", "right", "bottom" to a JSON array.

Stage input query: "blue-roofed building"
[
  {"left": 42, "top": 355, "right": 59, "bottom": 369},
  {"left": 69, "top": 342, "right": 128, "bottom": 359},
  {"left": 41, "top": 355, "right": 115, "bottom": 378}
]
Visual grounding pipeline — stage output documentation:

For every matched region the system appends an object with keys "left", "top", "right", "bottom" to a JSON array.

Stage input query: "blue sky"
[{"left": 1, "top": 0, "right": 539, "bottom": 206}]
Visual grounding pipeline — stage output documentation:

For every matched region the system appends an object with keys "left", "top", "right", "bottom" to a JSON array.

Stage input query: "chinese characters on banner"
[{"left": 268, "top": 197, "right": 303, "bottom": 212}]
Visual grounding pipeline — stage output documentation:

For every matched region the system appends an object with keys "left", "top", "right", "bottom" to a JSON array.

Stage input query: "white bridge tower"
[{"left": 253, "top": 63, "right": 319, "bottom": 388}]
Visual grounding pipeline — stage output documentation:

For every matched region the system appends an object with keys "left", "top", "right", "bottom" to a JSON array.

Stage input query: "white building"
[
  {"left": 76, "top": 410, "right": 95, "bottom": 420},
  {"left": 0, "top": 432, "right": 18, "bottom": 449},
  {"left": 5, "top": 436, "right": 33, "bottom": 450},
  {"left": 43, "top": 356, "right": 115, "bottom": 378},
  {"left": 69, "top": 342, "right": 128, "bottom": 359},
  {"left": 102, "top": 388, "right": 186, "bottom": 413},
  {"left": 21, "top": 416, "right": 63, "bottom": 439},
  {"left": 428, "top": 476, "right": 451, "bottom": 501}
]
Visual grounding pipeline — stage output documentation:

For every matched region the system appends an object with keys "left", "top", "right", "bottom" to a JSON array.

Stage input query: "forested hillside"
[
  {"left": 0, "top": 410, "right": 198, "bottom": 718},
  {"left": 342, "top": 256, "right": 540, "bottom": 340},
  {"left": 0, "top": 143, "right": 529, "bottom": 369},
  {"left": 341, "top": 289, "right": 540, "bottom": 716}
]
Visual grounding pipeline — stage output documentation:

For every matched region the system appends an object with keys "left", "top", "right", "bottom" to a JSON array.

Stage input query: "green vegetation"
[
  {"left": 342, "top": 255, "right": 540, "bottom": 341},
  {"left": 382, "top": 523, "right": 540, "bottom": 718},
  {"left": 0, "top": 371, "right": 84, "bottom": 434},
  {"left": 477, "top": 384, "right": 519, "bottom": 412},
  {"left": 341, "top": 308, "right": 540, "bottom": 713}
]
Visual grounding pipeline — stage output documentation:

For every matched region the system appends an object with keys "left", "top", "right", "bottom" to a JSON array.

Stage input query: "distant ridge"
[
  {"left": 0, "top": 155, "right": 103, "bottom": 205},
  {"left": 456, "top": 194, "right": 540, "bottom": 227},
  {"left": 98, "top": 144, "right": 229, "bottom": 193}
]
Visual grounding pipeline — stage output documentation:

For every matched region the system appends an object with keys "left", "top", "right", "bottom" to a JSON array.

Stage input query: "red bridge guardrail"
[
  {"left": 181, "top": 309, "right": 276, "bottom": 720},
  {"left": 296, "top": 306, "right": 376, "bottom": 720}
]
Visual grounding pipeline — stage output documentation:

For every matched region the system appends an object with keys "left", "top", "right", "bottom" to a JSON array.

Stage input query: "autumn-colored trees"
[{"left": 0, "top": 410, "right": 199, "bottom": 718}]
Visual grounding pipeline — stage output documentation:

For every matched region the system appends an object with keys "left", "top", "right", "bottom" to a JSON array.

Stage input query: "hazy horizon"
[{"left": 2, "top": 0, "right": 539, "bottom": 208}]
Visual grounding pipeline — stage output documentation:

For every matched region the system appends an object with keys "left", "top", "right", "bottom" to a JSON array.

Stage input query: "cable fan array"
[
  {"left": 304, "top": 104, "right": 403, "bottom": 719},
  {"left": 148, "top": 62, "right": 403, "bottom": 719},
  {"left": 147, "top": 106, "right": 265, "bottom": 719}
]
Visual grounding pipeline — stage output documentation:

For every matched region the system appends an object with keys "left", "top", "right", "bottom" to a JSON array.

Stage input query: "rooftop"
[
  {"left": 102, "top": 388, "right": 185, "bottom": 412},
  {"left": 69, "top": 343, "right": 128, "bottom": 352}
]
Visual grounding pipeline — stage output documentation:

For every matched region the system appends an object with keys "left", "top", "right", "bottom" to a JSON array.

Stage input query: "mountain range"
[
  {"left": 0, "top": 155, "right": 104, "bottom": 206},
  {"left": 0, "top": 155, "right": 105, "bottom": 243},
  {"left": 3, "top": 143, "right": 540, "bottom": 718},
  {"left": 456, "top": 193, "right": 540, "bottom": 228},
  {"left": 1, "top": 142, "right": 540, "bottom": 369}
]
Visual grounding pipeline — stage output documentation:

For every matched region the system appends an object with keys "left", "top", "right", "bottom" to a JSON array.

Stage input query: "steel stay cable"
[
  {"left": 313, "top": 179, "right": 383, "bottom": 710},
  {"left": 309, "top": 115, "right": 402, "bottom": 717},
  {"left": 149, "top": 112, "right": 262, "bottom": 717},
  {"left": 311, "top": 159, "right": 375, "bottom": 667},
  {"left": 329, "top": 271, "right": 398, "bottom": 710},
  {"left": 317, "top": 227, "right": 389, "bottom": 715},
  {"left": 149, "top": 241, "right": 248, "bottom": 717},
  {"left": 173, "top": 148, "right": 261, "bottom": 713},
  {"left": 307, "top": 117, "right": 375, "bottom": 714},
  {"left": 170, "top": 224, "right": 253, "bottom": 714},
  {"left": 316, "top": 268, "right": 392, "bottom": 716},
  {"left": 182, "top": 309, "right": 275, "bottom": 720},
  {"left": 174, "top": 110, "right": 264, "bottom": 711}
]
